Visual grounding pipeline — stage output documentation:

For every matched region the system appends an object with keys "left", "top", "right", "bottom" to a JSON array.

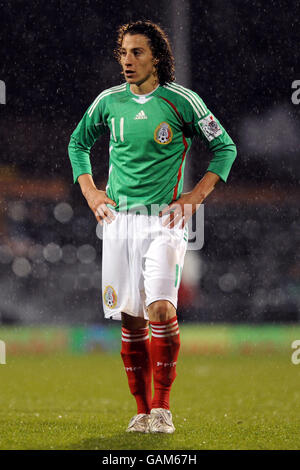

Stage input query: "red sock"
[
  {"left": 150, "top": 316, "right": 180, "bottom": 410},
  {"left": 120, "top": 327, "right": 152, "bottom": 414}
]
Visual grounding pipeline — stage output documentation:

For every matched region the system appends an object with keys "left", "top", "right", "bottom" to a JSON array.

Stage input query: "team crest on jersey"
[
  {"left": 154, "top": 122, "right": 173, "bottom": 145},
  {"left": 198, "top": 114, "right": 222, "bottom": 141},
  {"left": 103, "top": 285, "right": 117, "bottom": 309}
]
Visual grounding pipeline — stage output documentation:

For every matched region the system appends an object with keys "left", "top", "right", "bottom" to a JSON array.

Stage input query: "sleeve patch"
[{"left": 198, "top": 114, "right": 222, "bottom": 141}]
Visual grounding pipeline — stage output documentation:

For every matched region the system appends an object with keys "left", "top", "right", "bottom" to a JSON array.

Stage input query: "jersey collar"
[{"left": 126, "top": 83, "right": 161, "bottom": 103}]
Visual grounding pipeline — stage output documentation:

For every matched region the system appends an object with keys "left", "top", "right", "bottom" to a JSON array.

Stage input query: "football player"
[{"left": 68, "top": 20, "right": 237, "bottom": 433}]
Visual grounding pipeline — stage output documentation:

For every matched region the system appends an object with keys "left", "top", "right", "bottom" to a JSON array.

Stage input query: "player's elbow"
[
  {"left": 68, "top": 135, "right": 76, "bottom": 153},
  {"left": 228, "top": 142, "right": 237, "bottom": 164},
  {"left": 232, "top": 142, "right": 237, "bottom": 159}
]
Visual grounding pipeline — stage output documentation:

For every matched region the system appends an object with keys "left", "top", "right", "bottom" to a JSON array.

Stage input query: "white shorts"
[{"left": 102, "top": 210, "right": 188, "bottom": 320}]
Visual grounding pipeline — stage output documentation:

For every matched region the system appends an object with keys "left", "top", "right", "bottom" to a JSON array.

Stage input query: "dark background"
[{"left": 0, "top": 0, "right": 299, "bottom": 325}]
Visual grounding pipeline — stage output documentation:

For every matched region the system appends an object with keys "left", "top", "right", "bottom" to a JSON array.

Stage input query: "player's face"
[{"left": 120, "top": 34, "right": 158, "bottom": 87}]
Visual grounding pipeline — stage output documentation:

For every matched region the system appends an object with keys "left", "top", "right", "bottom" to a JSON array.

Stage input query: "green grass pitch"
[{"left": 0, "top": 351, "right": 300, "bottom": 450}]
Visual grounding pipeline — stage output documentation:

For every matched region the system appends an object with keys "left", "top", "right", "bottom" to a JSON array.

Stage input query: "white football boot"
[
  {"left": 126, "top": 413, "right": 150, "bottom": 433},
  {"left": 149, "top": 408, "right": 175, "bottom": 434}
]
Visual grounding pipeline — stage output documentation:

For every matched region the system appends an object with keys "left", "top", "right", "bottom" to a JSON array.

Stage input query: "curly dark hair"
[{"left": 114, "top": 20, "right": 175, "bottom": 85}]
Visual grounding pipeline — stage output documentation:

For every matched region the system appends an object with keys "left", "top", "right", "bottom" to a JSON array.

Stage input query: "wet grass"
[{"left": 0, "top": 351, "right": 300, "bottom": 449}]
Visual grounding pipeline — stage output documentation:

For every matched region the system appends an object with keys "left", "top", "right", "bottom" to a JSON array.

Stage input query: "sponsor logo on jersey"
[
  {"left": 134, "top": 110, "right": 148, "bottom": 120},
  {"left": 198, "top": 114, "right": 222, "bottom": 141},
  {"left": 154, "top": 122, "right": 173, "bottom": 145},
  {"left": 103, "top": 285, "right": 117, "bottom": 309}
]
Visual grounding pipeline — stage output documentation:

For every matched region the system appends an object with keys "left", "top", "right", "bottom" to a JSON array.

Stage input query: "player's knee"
[
  {"left": 121, "top": 312, "right": 149, "bottom": 330},
  {"left": 147, "top": 300, "right": 176, "bottom": 322}
]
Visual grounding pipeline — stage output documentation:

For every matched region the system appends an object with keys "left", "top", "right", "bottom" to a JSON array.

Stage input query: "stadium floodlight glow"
[
  {"left": 12, "top": 257, "right": 32, "bottom": 277},
  {"left": 28, "top": 244, "right": 44, "bottom": 263},
  {"left": 218, "top": 273, "right": 237, "bottom": 293},
  {"left": 77, "top": 244, "right": 96, "bottom": 264},
  {"left": 8, "top": 201, "right": 27, "bottom": 222},
  {"left": 43, "top": 243, "right": 62, "bottom": 263},
  {"left": 54, "top": 202, "right": 73, "bottom": 223}
]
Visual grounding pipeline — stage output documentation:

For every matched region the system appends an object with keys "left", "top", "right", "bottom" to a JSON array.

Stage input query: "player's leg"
[
  {"left": 147, "top": 300, "right": 180, "bottom": 433},
  {"left": 102, "top": 211, "right": 130, "bottom": 319},
  {"left": 143, "top": 216, "right": 187, "bottom": 433},
  {"left": 102, "top": 212, "right": 151, "bottom": 432},
  {"left": 121, "top": 313, "right": 152, "bottom": 432}
]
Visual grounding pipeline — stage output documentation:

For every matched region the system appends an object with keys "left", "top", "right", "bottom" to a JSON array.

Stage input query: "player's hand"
[
  {"left": 159, "top": 192, "right": 202, "bottom": 229},
  {"left": 84, "top": 188, "right": 117, "bottom": 225}
]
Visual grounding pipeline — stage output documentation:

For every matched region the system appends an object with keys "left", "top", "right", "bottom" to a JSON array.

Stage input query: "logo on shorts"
[
  {"left": 154, "top": 122, "right": 173, "bottom": 144},
  {"left": 103, "top": 285, "right": 117, "bottom": 309}
]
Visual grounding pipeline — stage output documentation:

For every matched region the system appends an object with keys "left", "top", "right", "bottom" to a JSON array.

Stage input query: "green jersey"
[{"left": 68, "top": 82, "right": 237, "bottom": 212}]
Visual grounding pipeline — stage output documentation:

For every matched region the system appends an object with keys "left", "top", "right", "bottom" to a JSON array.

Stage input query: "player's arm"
[
  {"left": 161, "top": 171, "right": 220, "bottom": 228},
  {"left": 162, "top": 92, "right": 237, "bottom": 228},
  {"left": 188, "top": 93, "right": 237, "bottom": 194},
  {"left": 68, "top": 98, "right": 116, "bottom": 224},
  {"left": 78, "top": 174, "right": 116, "bottom": 225}
]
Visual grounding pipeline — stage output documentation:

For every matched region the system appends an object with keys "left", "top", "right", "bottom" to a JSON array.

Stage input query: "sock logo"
[
  {"left": 125, "top": 366, "right": 142, "bottom": 372},
  {"left": 156, "top": 361, "right": 177, "bottom": 368}
]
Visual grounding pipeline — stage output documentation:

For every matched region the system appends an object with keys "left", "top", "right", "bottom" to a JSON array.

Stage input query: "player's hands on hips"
[
  {"left": 160, "top": 192, "right": 202, "bottom": 229},
  {"left": 84, "top": 187, "right": 117, "bottom": 225},
  {"left": 160, "top": 172, "right": 220, "bottom": 229}
]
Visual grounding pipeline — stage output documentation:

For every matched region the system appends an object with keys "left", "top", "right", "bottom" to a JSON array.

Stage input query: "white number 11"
[{"left": 111, "top": 117, "right": 124, "bottom": 142}]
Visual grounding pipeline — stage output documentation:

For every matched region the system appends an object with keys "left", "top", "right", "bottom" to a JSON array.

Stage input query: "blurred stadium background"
[{"left": 0, "top": 0, "right": 299, "bottom": 354}]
